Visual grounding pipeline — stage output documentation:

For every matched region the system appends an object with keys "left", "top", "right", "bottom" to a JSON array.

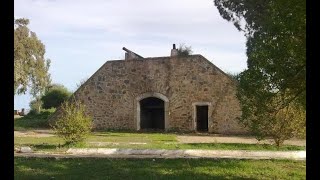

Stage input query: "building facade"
[{"left": 51, "top": 46, "right": 247, "bottom": 134}]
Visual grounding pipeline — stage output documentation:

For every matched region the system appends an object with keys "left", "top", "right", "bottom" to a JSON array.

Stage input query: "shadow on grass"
[
  {"left": 15, "top": 143, "right": 60, "bottom": 151},
  {"left": 32, "top": 144, "right": 58, "bottom": 150},
  {"left": 14, "top": 158, "right": 306, "bottom": 180},
  {"left": 17, "top": 142, "right": 84, "bottom": 151},
  {"left": 93, "top": 133, "right": 123, "bottom": 137},
  {"left": 159, "top": 139, "right": 176, "bottom": 142},
  {"left": 19, "top": 143, "right": 89, "bottom": 152}
]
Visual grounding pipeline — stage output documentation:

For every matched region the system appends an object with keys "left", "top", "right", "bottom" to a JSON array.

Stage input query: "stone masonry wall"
[{"left": 64, "top": 55, "right": 247, "bottom": 134}]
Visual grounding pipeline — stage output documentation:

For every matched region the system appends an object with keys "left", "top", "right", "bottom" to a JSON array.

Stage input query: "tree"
[
  {"left": 14, "top": 18, "right": 51, "bottom": 97},
  {"left": 237, "top": 75, "right": 306, "bottom": 146},
  {"left": 29, "top": 99, "right": 42, "bottom": 114},
  {"left": 214, "top": 0, "right": 306, "bottom": 145},
  {"left": 214, "top": 0, "right": 305, "bottom": 107},
  {"left": 177, "top": 43, "right": 193, "bottom": 57},
  {"left": 29, "top": 57, "right": 51, "bottom": 113},
  {"left": 225, "top": 72, "right": 239, "bottom": 82},
  {"left": 41, "top": 84, "right": 72, "bottom": 109}
]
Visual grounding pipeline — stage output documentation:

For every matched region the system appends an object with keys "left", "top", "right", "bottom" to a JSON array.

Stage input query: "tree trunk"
[
  {"left": 37, "top": 105, "right": 41, "bottom": 114},
  {"left": 35, "top": 98, "right": 41, "bottom": 114}
]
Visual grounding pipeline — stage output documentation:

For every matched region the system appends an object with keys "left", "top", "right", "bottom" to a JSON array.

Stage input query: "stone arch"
[{"left": 135, "top": 92, "right": 169, "bottom": 130}]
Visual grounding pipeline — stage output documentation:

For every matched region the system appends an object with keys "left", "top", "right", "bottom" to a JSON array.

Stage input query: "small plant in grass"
[{"left": 52, "top": 99, "right": 92, "bottom": 145}]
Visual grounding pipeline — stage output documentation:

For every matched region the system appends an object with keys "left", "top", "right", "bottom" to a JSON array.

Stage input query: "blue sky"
[{"left": 14, "top": 0, "right": 247, "bottom": 110}]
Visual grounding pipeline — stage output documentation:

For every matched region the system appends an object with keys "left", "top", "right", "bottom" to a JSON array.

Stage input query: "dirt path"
[
  {"left": 176, "top": 135, "right": 306, "bottom": 146},
  {"left": 14, "top": 130, "right": 55, "bottom": 137},
  {"left": 14, "top": 148, "right": 306, "bottom": 160}
]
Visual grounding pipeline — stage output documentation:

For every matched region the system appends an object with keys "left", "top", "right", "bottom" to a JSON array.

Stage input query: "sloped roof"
[{"left": 74, "top": 54, "right": 236, "bottom": 95}]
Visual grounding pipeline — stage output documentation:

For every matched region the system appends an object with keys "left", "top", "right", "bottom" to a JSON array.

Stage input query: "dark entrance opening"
[
  {"left": 140, "top": 97, "right": 165, "bottom": 130},
  {"left": 196, "top": 106, "right": 208, "bottom": 132}
]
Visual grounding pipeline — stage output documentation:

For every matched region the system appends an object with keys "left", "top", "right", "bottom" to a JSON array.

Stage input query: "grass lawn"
[
  {"left": 14, "top": 112, "right": 305, "bottom": 152},
  {"left": 14, "top": 132, "right": 305, "bottom": 152},
  {"left": 14, "top": 109, "right": 55, "bottom": 130},
  {"left": 14, "top": 157, "right": 306, "bottom": 179}
]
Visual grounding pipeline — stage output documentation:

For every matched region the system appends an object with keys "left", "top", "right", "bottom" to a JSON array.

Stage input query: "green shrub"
[
  {"left": 52, "top": 100, "right": 92, "bottom": 145},
  {"left": 41, "top": 84, "right": 72, "bottom": 109},
  {"left": 29, "top": 99, "right": 43, "bottom": 114},
  {"left": 177, "top": 43, "right": 193, "bottom": 57}
]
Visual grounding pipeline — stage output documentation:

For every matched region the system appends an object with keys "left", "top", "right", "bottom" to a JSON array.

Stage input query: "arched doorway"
[
  {"left": 140, "top": 97, "right": 164, "bottom": 130},
  {"left": 135, "top": 92, "right": 169, "bottom": 131}
]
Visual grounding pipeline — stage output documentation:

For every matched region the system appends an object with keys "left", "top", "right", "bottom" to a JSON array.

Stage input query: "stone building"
[{"left": 51, "top": 44, "right": 247, "bottom": 134}]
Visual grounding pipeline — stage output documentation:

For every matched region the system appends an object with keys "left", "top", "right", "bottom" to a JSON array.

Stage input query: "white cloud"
[{"left": 15, "top": 0, "right": 245, "bottom": 43}]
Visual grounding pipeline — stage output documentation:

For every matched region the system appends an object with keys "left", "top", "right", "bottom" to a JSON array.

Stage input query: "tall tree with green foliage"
[
  {"left": 214, "top": 0, "right": 306, "bottom": 146},
  {"left": 14, "top": 18, "right": 51, "bottom": 113},
  {"left": 14, "top": 18, "right": 51, "bottom": 95},
  {"left": 30, "top": 56, "right": 51, "bottom": 113}
]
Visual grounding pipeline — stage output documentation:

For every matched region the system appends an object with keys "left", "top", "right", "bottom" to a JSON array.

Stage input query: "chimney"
[{"left": 171, "top": 44, "right": 178, "bottom": 57}]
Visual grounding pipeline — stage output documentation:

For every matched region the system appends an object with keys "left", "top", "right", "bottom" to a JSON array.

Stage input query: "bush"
[
  {"left": 41, "top": 84, "right": 72, "bottom": 109},
  {"left": 237, "top": 80, "right": 306, "bottom": 147},
  {"left": 177, "top": 43, "right": 193, "bottom": 57},
  {"left": 52, "top": 100, "right": 92, "bottom": 145},
  {"left": 30, "top": 108, "right": 56, "bottom": 117}
]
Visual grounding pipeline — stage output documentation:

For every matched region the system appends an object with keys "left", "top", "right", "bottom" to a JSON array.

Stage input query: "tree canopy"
[
  {"left": 41, "top": 84, "right": 72, "bottom": 109},
  {"left": 14, "top": 18, "right": 51, "bottom": 95},
  {"left": 214, "top": 0, "right": 305, "bottom": 107},
  {"left": 214, "top": 0, "right": 306, "bottom": 145}
]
